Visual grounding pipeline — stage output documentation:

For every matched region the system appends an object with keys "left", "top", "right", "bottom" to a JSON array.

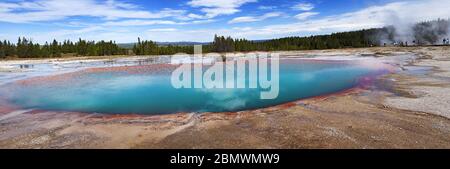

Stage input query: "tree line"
[
  {"left": 206, "top": 28, "right": 385, "bottom": 53},
  {"left": 0, "top": 38, "right": 127, "bottom": 59},
  {"left": 0, "top": 29, "right": 392, "bottom": 59},
  {"left": 206, "top": 19, "right": 449, "bottom": 53},
  {"left": 132, "top": 38, "right": 194, "bottom": 55}
]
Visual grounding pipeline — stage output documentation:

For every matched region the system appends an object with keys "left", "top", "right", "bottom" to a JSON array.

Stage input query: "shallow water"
[
  {"left": 0, "top": 59, "right": 389, "bottom": 115},
  {"left": 401, "top": 65, "right": 434, "bottom": 76},
  {"left": 0, "top": 56, "right": 173, "bottom": 86}
]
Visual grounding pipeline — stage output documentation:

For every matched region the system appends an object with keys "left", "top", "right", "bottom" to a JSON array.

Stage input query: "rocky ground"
[{"left": 0, "top": 46, "right": 450, "bottom": 149}]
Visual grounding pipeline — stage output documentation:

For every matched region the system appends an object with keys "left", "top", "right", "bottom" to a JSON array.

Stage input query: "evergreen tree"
[
  {"left": 41, "top": 42, "right": 51, "bottom": 58},
  {"left": 132, "top": 38, "right": 194, "bottom": 55},
  {"left": 212, "top": 35, "right": 235, "bottom": 53},
  {"left": 0, "top": 41, "right": 5, "bottom": 59}
]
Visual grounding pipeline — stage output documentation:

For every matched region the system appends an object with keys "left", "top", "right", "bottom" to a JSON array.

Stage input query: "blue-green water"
[{"left": 0, "top": 59, "right": 388, "bottom": 115}]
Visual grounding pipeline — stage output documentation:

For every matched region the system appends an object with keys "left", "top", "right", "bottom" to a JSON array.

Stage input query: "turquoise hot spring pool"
[{"left": 0, "top": 59, "right": 391, "bottom": 115}]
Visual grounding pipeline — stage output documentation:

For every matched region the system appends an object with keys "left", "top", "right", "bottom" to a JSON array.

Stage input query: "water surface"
[{"left": 0, "top": 59, "right": 389, "bottom": 115}]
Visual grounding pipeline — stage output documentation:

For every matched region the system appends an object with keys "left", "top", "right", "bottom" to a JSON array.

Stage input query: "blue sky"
[{"left": 0, "top": 0, "right": 449, "bottom": 43}]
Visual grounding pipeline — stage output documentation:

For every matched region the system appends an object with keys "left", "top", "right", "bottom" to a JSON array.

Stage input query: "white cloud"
[
  {"left": 102, "top": 19, "right": 215, "bottom": 26},
  {"left": 187, "top": 0, "right": 257, "bottom": 8},
  {"left": 0, "top": 0, "right": 187, "bottom": 23},
  {"left": 103, "top": 20, "right": 179, "bottom": 26},
  {"left": 292, "top": 2, "right": 314, "bottom": 11},
  {"left": 191, "top": 19, "right": 216, "bottom": 24},
  {"left": 148, "top": 28, "right": 178, "bottom": 32},
  {"left": 228, "top": 16, "right": 258, "bottom": 24},
  {"left": 258, "top": 6, "right": 276, "bottom": 10},
  {"left": 140, "top": 0, "right": 450, "bottom": 42},
  {"left": 200, "top": 7, "right": 239, "bottom": 18},
  {"left": 242, "top": 0, "right": 450, "bottom": 38},
  {"left": 187, "top": 13, "right": 205, "bottom": 19},
  {"left": 4, "top": 0, "right": 450, "bottom": 44},
  {"left": 105, "top": 0, "right": 138, "bottom": 9},
  {"left": 229, "top": 12, "right": 282, "bottom": 24},
  {"left": 294, "top": 12, "right": 319, "bottom": 20},
  {"left": 187, "top": 0, "right": 257, "bottom": 18},
  {"left": 18, "top": 26, "right": 108, "bottom": 43},
  {"left": 0, "top": 0, "right": 218, "bottom": 29}
]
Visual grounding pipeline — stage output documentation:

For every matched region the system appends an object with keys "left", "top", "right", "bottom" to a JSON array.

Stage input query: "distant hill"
[
  {"left": 118, "top": 40, "right": 273, "bottom": 49},
  {"left": 157, "top": 41, "right": 210, "bottom": 46},
  {"left": 118, "top": 41, "right": 210, "bottom": 49}
]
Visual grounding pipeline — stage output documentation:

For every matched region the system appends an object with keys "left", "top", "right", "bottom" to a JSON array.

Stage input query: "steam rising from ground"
[
  {"left": 379, "top": 19, "right": 450, "bottom": 45},
  {"left": 373, "top": 0, "right": 450, "bottom": 45}
]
